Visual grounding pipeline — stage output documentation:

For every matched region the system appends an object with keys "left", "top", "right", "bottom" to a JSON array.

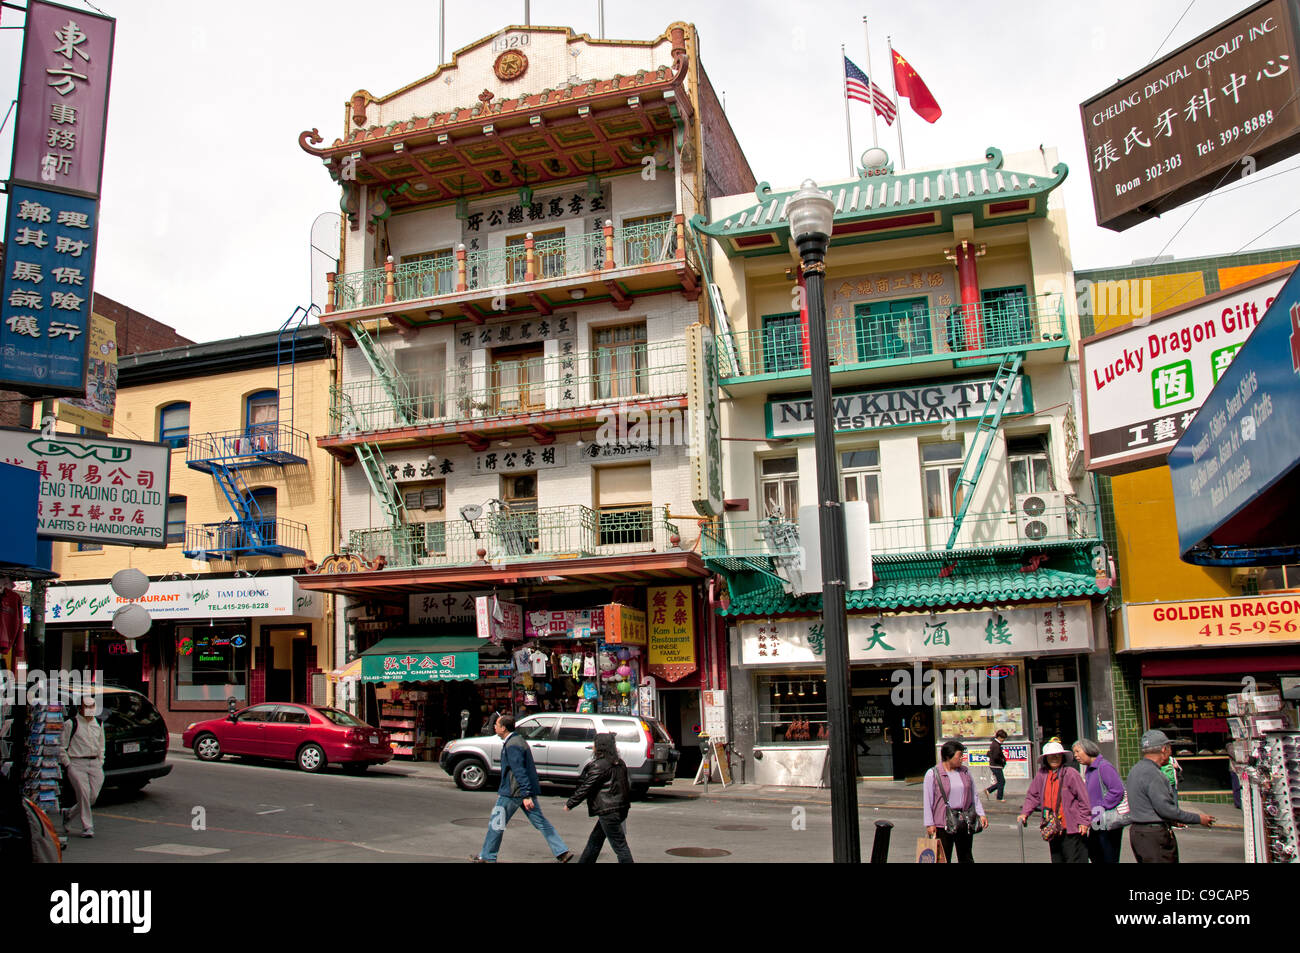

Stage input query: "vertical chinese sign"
[
  {"left": 2, "top": 1, "right": 115, "bottom": 395},
  {"left": 647, "top": 585, "right": 697, "bottom": 683}
]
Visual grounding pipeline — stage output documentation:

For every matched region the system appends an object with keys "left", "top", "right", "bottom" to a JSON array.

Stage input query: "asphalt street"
[{"left": 58, "top": 750, "right": 1247, "bottom": 863}]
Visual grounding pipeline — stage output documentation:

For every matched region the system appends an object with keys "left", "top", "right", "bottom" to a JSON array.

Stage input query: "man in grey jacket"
[{"left": 1125, "top": 729, "right": 1215, "bottom": 863}]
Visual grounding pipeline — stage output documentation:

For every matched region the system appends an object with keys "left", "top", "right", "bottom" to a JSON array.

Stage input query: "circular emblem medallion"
[{"left": 494, "top": 49, "right": 528, "bottom": 82}]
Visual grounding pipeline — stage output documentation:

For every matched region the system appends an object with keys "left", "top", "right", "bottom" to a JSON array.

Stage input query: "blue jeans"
[{"left": 478, "top": 795, "right": 569, "bottom": 861}]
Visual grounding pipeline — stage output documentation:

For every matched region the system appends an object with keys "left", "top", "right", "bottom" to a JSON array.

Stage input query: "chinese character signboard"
[
  {"left": 1122, "top": 596, "right": 1300, "bottom": 651},
  {"left": 409, "top": 590, "right": 501, "bottom": 627},
  {"left": 687, "top": 323, "right": 723, "bottom": 516},
  {"left": 472, "top": 445, "right": 564, "bottom": 473},
  {"left": 0, "top": 427, "right": 169, "bottom": 547},
  {"left": 767, "top": 375, "right": 1031, "bottom": 439},
  {"left": 360, "top": 651, "right": 478, "bottom": 683},
  {"left": 57, "top": 311, "right": 116, "bottom": 431},
  {"left": 1081, "top": 271, "right": 1287, "bottom": 474},
  {"left": 603, "top": 604, "right": 647, "bottom": 646},
  {"left": 647, "top": 585, "right": 696, "bottom": 682},
  {"left": 739, "top": 603, "right": 1092, "bottom": 665},
  {"left": 1169, "top": 266, "right": 1300, "bottom": 557},
  {"left": 475, "top": 595, "right": 522, "bottom": 640},
  {"left": 11, "top": 0, "right": 115, "bottom": 196},
  {"left": 1081, "top": 0, "right": 1300, "bottom": 230},
  {"left": 2, "top": 185, "right": 99, "bottom": 394}
]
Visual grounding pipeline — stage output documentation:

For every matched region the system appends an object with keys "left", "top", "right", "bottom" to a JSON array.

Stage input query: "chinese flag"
[{"left": 892, "top": 48, "right": 942, "bottom": 123}]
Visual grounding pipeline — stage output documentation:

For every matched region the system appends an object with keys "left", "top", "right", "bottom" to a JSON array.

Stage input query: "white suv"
[{"left": 439, "top": 713, "right": 678, "bottom": 795}]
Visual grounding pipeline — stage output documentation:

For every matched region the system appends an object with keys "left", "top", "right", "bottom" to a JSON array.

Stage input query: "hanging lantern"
[
  {"left": 454, "top": 197, "right": 469, "bottom": 220},
  {"left": 586, "top": 171, "right": 601, "bottom": 200},
  {"left": 616, "top": 664, "right": 631, "bottom": 678},
  {"left": 617, "top": 680, "right": 632, "bottom": 695},
  {"left": 518, "top": 184, "right": 534, "bottom": 207}
]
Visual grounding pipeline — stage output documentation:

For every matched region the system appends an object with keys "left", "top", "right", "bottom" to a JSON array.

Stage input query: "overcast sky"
[{"left": 3, "top": 0, "right": 1298, "bottom": 342}]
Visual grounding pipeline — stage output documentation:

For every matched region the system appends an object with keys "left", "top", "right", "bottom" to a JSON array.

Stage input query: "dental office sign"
[
  {"left": 1080, "top": 272, "right": 1287, "bottom": 474},
  {"left": 44, "top": 576, "right": 322, "bottom": 623}
]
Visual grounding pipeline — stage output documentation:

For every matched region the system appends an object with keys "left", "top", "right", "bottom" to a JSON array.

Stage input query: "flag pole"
[
  {"left": 887, "top": 35, "right": 906, "bottom": 169},
  {"left": 841, "top": 44, "right": 855, "bottom": 178},
  {"left": 863, "top": 17, "right": 878, "bottom": 149}
]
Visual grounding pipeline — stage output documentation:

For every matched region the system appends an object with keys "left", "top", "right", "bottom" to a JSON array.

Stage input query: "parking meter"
[
  {"left": 227, "top": 696, "right": 238, "bottom": 715},
  {"left": 459, "top": 709, "right": 470, "bottom": 738}
]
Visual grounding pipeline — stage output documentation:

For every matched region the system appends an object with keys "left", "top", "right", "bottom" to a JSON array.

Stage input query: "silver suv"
[{"left": 439, "top": 713, "right": 678, "bottom": 795}]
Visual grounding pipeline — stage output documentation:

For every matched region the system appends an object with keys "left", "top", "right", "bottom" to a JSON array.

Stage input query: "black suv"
[{"left": 76, "top": 687, "right": 172, "bottom": 793}]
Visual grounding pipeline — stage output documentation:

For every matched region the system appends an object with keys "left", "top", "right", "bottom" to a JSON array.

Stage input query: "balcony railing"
[
  {"left": 346, "top": 504, "right": 681, "bottom": 570},
  {"left": 329, "top": 218, "right": 685, "bottom": 313},
  {"left": 186, "top": 426, "right": 310, "bottom": 469},
  {"left": 718, "top": 293, "right": 1067, "bottom": 379},
  {"left": 183, "top": 518, "right": 308, "bottom": 560},
  {"left": 703, "top": 501, "right": 1101, "bottom": 563},
  {"left": 329, "top": 340, "right": 688, "bottom": 435}
]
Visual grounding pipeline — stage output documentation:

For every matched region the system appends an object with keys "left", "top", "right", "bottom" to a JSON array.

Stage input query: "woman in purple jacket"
[
  {"left": 1073, "top": 738, "right": 1125, "bottom": 864},
  {"left": 1016, "top": 741, "right": 1092, "bottom": 863},
  {"left": 923, "top": 740, "right": 989, "bottom": 863}
]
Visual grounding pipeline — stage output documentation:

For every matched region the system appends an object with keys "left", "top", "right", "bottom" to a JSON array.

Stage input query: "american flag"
[{"left": 844, "top": 56, "right": 897, "bottom": 124}]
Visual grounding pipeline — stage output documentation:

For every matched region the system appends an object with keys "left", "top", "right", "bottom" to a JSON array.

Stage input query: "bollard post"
[{"left": 870, "top": 819, "right": 894, "bottom": 864}]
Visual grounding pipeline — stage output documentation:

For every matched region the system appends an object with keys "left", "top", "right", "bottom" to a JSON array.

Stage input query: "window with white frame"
[
  {"left": 759, "top": 456, "right": 799, "bottom": 519},
  {"left": 922, "top": 441, "right": 965, "bottom": 519},
  {"left": 1007, "top": 433, "right": 1054, "bottom": 508},
  {"left": 841, "top": 448, "right": 882, "bottom": 522}
]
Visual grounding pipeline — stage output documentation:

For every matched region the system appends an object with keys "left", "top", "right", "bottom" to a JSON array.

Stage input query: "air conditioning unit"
[{"left": 1016, "top": 491, "right": 1068, "bottom": 542}]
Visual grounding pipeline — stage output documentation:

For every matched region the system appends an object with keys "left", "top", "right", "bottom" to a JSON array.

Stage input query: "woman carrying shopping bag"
[{"left": 923, "top": 740, "right": 988, "bottom": 863}]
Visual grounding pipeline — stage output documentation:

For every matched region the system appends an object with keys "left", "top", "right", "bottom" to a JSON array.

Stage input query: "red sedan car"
[{"left": 182, "top": 703, "right": 393, "bottom": 773}]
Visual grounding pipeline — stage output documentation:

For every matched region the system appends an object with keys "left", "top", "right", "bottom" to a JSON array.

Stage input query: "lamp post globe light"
[{"left": 788, "top": 180, "right": 860, "bottom": 863}]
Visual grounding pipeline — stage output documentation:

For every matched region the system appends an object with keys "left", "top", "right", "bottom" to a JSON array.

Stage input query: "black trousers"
[
  {"left": 1088, "top": 827, "right": 1124, "bottom": 864},
  {"left": 986, "top": 767, "right": 1006, "bottom": 801},
  {"left": 936, "top": 827, "right": 975, "bottom": 863},
  {"left": 1130, "top": 823, "right": 1179, "bottom": 863},
  {"left": 1049, "top": 832, "right": 1089, "bottom": 863},
  {"left": 578, "top": 813, "right": 634, "bottom": 863}
]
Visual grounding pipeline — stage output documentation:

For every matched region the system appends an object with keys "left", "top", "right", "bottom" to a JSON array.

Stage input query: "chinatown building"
[
  {"left": 695, "top": 147, "right": 1113, "bottom": 786},
  {"left": 1077, "top": 244, "right": 1300, "bottom": 802},
  {"left": 294, "top": 22, "right": 753, "bottom": 771},
  {"left": 40, "top": 323, "right": 336, "bottom": 733}
]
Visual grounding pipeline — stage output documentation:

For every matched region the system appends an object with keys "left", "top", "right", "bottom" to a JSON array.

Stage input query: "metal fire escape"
[
  {"left": 342, "top": 319, "right": 410, "bottom": 533},
  {"left": 183, "top": 307, "right": 313, "bottom": 560},
  {"left": 945, "top": 351, "right": 1024, "bottom": 550}
]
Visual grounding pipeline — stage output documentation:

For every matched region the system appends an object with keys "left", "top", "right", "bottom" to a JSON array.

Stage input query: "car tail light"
[
  {"left": 346, "top": 728, "right": 365, "bottom": 744},
  {"left": 639, "top": 720, "right": 655, "bottom": 760}
]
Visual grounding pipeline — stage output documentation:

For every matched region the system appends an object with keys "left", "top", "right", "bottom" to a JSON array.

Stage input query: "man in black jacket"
[{"left": 565, "top": 733, "right": 633, "bottom": 863}]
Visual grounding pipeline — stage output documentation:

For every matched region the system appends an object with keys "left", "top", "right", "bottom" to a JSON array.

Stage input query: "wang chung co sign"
[{"left": 765, "top": 375, "right": 1030, "bottom": 439}]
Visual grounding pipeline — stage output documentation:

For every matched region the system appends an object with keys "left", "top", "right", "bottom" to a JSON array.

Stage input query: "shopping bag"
[{"left": 915, "top": 836, "right": 947, "bottom": 863}]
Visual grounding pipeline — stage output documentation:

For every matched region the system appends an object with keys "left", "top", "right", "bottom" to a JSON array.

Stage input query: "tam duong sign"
[
  {"left": 0, "top": 427, "right": 170, "bottom": 547},
  {"left": 1169, "top": 266, "right": 1300, "bottom": 562},
  {"left": 1081, "top": 0, "right": 1300, "bottom": 230}
]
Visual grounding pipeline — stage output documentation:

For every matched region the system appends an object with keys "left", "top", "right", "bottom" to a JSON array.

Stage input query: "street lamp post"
[{"left": 788, "top": 180, "right": 860, "bottom": 863}]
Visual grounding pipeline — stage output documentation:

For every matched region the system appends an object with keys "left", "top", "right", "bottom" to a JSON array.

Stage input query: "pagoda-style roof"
[{"left": 693, "top": 147, "right": 1068, "bottom": 257}]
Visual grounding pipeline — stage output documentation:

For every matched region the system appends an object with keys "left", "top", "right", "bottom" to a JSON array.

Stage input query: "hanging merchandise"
[
  {"left": 582, "top": 681, "right": 599, "bottom": 700},
  {"left": 1229, "top": 690, "right": 1299, "bottom": 863},
  {"left": 21, "top": 703, "right": 65, "bottom": 819},
  {"left": 583, "top": 654, "right": 596, "bottom": 677},
  {"left": 513, "top": 647, "right": 531, "bottom": 673},
  {"left": 523, "top": 691, "right": 538, "bottom": 706}
]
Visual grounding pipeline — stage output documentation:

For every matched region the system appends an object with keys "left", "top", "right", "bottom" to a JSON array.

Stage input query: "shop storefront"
[
  {"left": 42, "top": 574, "right": 325, "bottom": 732},
  {"left": 1118, "top": 595, "right": 1300, "bottom": 795},
  {"left": 734, "top": 602, "right": 1096, "bottom": 786}
]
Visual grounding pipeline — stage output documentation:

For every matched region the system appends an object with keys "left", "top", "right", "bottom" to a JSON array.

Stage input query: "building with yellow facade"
[
  {"left": 1077, "top": 244, "right": 1300, "bottom": 800},
  {"left": 41, "top": 324, "right": 338, "bottom": 732}
]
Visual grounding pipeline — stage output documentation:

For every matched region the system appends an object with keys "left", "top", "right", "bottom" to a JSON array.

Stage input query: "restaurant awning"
[{"left": 358, "top": 637, "right": 488, "bottom": 682}]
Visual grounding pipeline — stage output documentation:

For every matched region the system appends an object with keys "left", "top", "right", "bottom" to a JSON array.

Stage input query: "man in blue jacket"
[{"left": 474, "top": 715, "right": 573, "bottom": 863}]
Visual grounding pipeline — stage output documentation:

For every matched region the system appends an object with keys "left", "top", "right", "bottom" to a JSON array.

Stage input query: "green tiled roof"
[
  {"left": 718, "top": 551, "right": 1108, "bottom": 617},
  {"left": 693, "top": 147, "right": 1068, "bottom": 257}
]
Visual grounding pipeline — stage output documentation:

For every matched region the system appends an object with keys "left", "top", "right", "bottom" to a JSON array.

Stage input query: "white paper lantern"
[
  {"left": 111, "top": 568, "right": 150, "bottom": 600},
  {"left": 112, "top": 603, "right": 152, "bottom": 639}
]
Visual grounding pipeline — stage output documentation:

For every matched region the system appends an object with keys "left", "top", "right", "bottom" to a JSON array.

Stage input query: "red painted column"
[
  {"left": 798, "top": 271, "right": 811, "bottom": 368},
  {"left": 954, "top": 240, "right": 983, "bottom": 349}
]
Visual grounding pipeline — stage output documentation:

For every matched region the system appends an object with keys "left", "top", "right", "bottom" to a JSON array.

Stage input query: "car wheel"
[
  {"left": 297, "top": 743, "right": 326, "bottom": 773},
  {"left": 194, "top": 734, "right": 222, "bottom": 762},
  {"left": 453, "top": 758, "right": 490, "bottom": 791}
]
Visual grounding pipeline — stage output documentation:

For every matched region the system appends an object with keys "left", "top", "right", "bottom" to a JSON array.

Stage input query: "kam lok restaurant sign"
[
  {"left": 1081, "top": 272, "right": 1286, "bottom": 474},
  {"left": 1122, "top": 596, "right": 1300, "bottom": 651},
  {"left": 1081, "top": 0, "right": 1300, "bottom": 230},
  {"left": 766, "top": 375, "right": 1030, "bottom": 439},
  {"left": 739, "top": 603, "right": 1091, "bottom": 665}
]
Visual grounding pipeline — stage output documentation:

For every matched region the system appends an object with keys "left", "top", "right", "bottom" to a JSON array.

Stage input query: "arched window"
[
  {"left": 166, "top": 496, "right": 187, "bottom": 544},
  {"left": 159, "top": 402, "right": 190, "bottom": 449},
  {"left": 246, "top": 390, "right": 278, "bottom": 431}
]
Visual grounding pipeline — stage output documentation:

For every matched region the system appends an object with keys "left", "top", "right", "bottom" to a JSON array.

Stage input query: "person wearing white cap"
[
  {"left": 1123, "top": 729, "right": 1214, "bottom": 863},
  {"left": 1017, "top": 741, "right": 1092, "bottom": 862},
  {"left": 58, "top": 694, "right": 106, "bottom": 838}
]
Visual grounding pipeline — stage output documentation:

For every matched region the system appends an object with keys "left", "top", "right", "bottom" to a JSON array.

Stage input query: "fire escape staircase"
[{"left": 945, "top": 351, "right": 1024, "bottom": 550}]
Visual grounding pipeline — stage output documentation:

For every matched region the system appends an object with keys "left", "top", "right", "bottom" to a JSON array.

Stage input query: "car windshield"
[{"left": 315, "top": 708, "right": 368, "bottom": 728}]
